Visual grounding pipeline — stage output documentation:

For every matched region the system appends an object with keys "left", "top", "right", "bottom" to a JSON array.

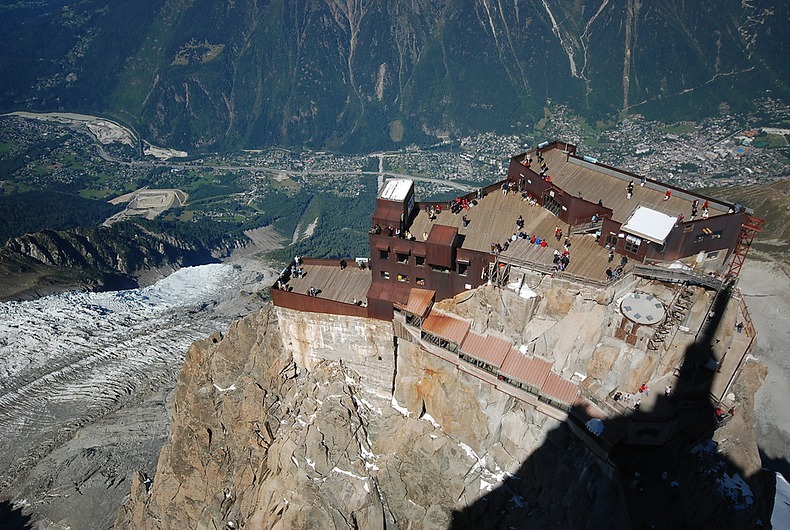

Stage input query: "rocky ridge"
[
  {"left": 0, "top": 224, "right": 234, "bottom": 301},
  {"left": 113, "top": 299, "right": 622, "bottom": 529},
  {"left": 115, "top": 273, "right": 769, "bottom": 528}
]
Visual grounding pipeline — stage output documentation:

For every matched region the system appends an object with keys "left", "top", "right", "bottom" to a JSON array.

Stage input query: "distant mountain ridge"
[
  {"left": 0, "top": 223, "right": 226, "bottom": 300},
  {"left": 1, "top": 0, "right": 787, "bottom": 152}
]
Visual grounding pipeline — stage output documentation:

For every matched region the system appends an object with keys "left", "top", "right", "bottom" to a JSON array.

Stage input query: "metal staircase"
[{"left": 726, "top": 215, "right": 765, "bottom": 278}]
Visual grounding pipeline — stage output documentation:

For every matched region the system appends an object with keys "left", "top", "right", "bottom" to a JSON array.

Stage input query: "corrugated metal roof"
[
  {"left": 460, "top": 332, "right": 511, "bottom": 368},
  {"left": 395, "top": 288, "right": 435, "bottom": 318},
  {"left": 570, "top": 396, "right": 605, "bottom": 423},
  {"left": 367, "top": 282, "right": 409, "bottom": 305},
  {"left": 422, "top": 311, "right": 470, "bottom": 345},
  {"left": 427, "top": 224, "right": 458, "bottom": 246},
  {"left": 542, "top": 372, "right": 579, "bottom": 406},
  {"left": 499, "top": 353, "right": 552, "bottom": 389}
]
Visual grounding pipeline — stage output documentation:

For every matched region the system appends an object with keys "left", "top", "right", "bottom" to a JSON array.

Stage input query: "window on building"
[
  {"left": 379, "top": 250, "right": 389, "bottom": 260},
  {"left": 706, "top": 251, "right": 720, "bottom": 260},
  {"left": 416, "top": 277, "right": 426, "bottom": 286},
  {"left": 605, "top": 233, "right": 617, "bottom": 248},
  {"left": 430, "top": 265, "right": 451, "bottom": 273},
  {"left": 380, "top": 271, "right": 390, "bottom": 280},
  {"left": 624, "top": 235, "right": 641, "bottom": 253},
  {"left": 683, "top": 224, "right": 694, "bottom": 233},
  {"left": 396, "top": 253, "right": 409, "bottom": 264},
  {"left": 397, "top": 274, "right": 409, "bottom": 283},
  {"left": 415, "top": 256, "right": 425, "bottom": 267},
  {"left": 458, "top": 263, "right": 468, "bottom": 276}
]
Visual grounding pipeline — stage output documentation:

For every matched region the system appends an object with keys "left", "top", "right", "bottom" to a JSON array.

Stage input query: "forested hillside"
[
  {"left": 1, "top": 0, "right": 787, "bottom": 152},
  {"left": 0, "top": 192, "right": 120, "bottom": 244}
]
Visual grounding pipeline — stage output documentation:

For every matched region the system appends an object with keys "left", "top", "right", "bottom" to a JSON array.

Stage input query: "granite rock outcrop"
[
  {"left": 116, "top": 273, "right": 768, "bottom": 528},
  {"left": 114, "top": 301, "right": 625, "bottom": 529}
]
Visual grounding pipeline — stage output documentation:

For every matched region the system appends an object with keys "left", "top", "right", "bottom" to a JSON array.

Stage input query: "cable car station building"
[
  {"left": 271, "top": 139, "right": 763, "bottom": 450},
  {"left": 274, "top": 140, "right": 762, "bottom": 321}
]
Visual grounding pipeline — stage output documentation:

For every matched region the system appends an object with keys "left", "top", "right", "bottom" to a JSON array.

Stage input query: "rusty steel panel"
[
  {"left": 394, "top": 288, "right": 435, "bottom": 318},
  {"left": 542, "top": 372, "right": 580, "bottom": 406},
  {"left": 460, "top": 332, "right": 511, "bottom": 368},
  {"left": 422, "top": 311, "right": 471, "bottom": 345},
  {"left": 500, "top": 353, "right": 552, "bottom": 389}
]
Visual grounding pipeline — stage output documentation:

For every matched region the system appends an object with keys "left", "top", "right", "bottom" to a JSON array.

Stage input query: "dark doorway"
[{"left": 542, "top": 191, "right": 562, "bottom": 217}]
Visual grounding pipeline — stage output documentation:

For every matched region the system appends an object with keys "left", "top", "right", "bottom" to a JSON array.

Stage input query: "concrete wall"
[{"left": 275, "top": 306, "right": 396, "bottom": 401}]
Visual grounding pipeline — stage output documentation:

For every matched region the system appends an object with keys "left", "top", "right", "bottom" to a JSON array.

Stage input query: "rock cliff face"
[
  {"left": 0, "top": 225, "right": 222, "bottom": 300},
  {"left": 116, "top": 275, "right": 768, "bottom": 528},
  {"left": 276, "top": 307, "right": 396, "bottom": 402},
  {"left": 114, "top": 301, "right": 624, "bottom": 529}
]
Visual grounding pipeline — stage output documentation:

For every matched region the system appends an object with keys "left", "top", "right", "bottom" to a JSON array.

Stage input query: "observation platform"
[{"left": 409, "top": 188, "right": 628, "bottom": 284}]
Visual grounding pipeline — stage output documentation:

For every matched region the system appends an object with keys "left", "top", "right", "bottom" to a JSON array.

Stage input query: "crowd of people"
[
  {"left": 520, "top": 148, "right": 551, "bottom": 179},
  {"left": 274, "top": 256, "right": 304, "bottom": 291},
  {"left": 488, "top": 214, "right": 574, "bottom": 273},
  {"left": 688, "top": 199, "right": 710, "bottom": 220}
]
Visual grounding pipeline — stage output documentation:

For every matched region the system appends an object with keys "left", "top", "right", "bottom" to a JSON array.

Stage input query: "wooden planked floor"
[
  {"left": 410, "top": 189, "right": 618, "bottom": 283},
  {"left": 285, "top": 263, "right": 371, "bottom": 304},
  {"left": 541, "top": 149, "right": 725, "bottom": 222}
]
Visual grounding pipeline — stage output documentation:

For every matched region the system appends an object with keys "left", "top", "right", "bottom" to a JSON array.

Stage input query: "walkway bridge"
[{"left": 632, "top": 264, "right": 727, "bottom": 290}]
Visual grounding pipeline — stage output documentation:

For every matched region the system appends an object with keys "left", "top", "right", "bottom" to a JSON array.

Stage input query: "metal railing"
[
  {"left": 632, "top": 264, "right": 726, "bottom": 290},
  {"left": 570, "top": 220, "right": 603, "bottom": 235},
  {"left": 496, "top": 254, "right": 627, "bottom": 288}
]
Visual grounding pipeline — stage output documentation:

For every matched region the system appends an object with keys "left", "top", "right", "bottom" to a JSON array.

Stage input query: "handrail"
[
  {"left": 497, "top": 254, "right": 556, "bottom": 277},
  {"left": 632, "top": 264, "right": 725, "bottom": 290},
  {"left": 497, "top": 254, "right": 622, "bottom": 288},
  {"left": 496, "top": 256, "right": 725, "bottom": 292},
  {"left": 570, "top": 220, "right": 603, "bottom": 235},
  {"left": 736, "top": 289, "right": 757, "bottom": 338}
]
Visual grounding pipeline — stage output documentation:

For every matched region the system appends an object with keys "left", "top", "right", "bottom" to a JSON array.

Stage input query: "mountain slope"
[
  {"left": 0, "top": 222, "right": 229, "bottom": 300},
  {"left": 1, "top": 0, "right": 787, "bottom": 151},
  {"left": 113, "top": 303, "right": 627, "bottom": 529}
]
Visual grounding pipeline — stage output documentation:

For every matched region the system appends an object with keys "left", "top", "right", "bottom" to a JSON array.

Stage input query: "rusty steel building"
[
  {"left": 273, "top": 140, "right": 763, "bottom": 321},
  {"left": 270, "top": 139, "right": 764, "bottom": 450}
]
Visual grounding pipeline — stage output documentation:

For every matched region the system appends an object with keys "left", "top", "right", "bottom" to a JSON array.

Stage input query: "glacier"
[{"left": 0, "top": 262, "right": 274, "bottom": 493}]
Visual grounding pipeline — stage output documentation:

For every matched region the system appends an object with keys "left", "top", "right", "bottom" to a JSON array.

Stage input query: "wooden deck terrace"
[
  {"left": 280, "top": 258, "right": 372, "bottom": 306},
  {"left": 539, "top": 148, "right": 730, "bottom": 224},
  {"left": 409, "top": 189, "right": 628, "bottom": 284}
]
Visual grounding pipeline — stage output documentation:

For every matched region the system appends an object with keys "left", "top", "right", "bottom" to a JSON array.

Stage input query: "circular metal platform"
[{"left": 620, "top": 293, "right": 665, "bottom": 325}]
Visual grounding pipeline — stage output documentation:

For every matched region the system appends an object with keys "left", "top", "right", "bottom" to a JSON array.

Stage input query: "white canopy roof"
[
  {"left": 379, "top": 179, "right": 412, "bottom": 201},
  {"left": 621, "top": 206, "right": 676, "bottom": 244}
]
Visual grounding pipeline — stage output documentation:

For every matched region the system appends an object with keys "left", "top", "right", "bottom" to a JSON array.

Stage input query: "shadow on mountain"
[
  {"left": 0, "top": 500, "right": 33, "bottom": 530},
  {"left": 759, "top": 450, "right": 790, "bottom": 485},
  {"left": 449, "top": 282, "right": 776, "bottom": 529}
]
